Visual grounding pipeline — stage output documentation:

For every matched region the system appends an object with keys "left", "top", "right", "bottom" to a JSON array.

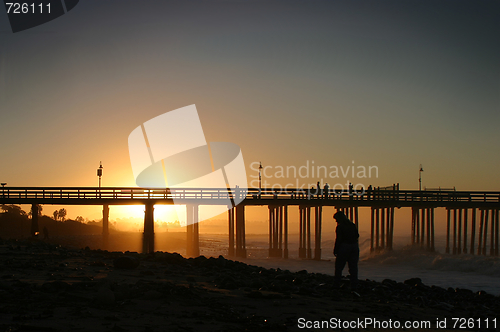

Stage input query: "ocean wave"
[{"left": 362, "top": 245, "right": 500, "bottom": 277}]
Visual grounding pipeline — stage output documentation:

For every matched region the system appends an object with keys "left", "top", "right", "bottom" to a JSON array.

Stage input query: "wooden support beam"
[
  {"left": 483, "top": 209, "right": 489, "bottom": 256},
  {"left": 457, "top": 208, "right": 462, "bottom": 254},
  {"left": 306, "top": 207, "right": 312, "bottom": 259},
  {"left": 235, "top": 204, "right": 246, "bottom": 258},
  {"left": 268, "top": 206, "right": 273, "bottom": 253},
  {"left": 453, "top": 209, "right": 457, "bottom": 254},
  {"left": 186, "top": 204, "right": 200, "bottom": 257},
  {"left": 385, "top": 208, "right": 390, "bottom": 248},
  {"left": 284, "top": 205, "right": 289, "bottom": 259},
  {"left": 471, "top": 208, "right": 476, "bottom": 255},
  {"left": 102, "top": 204, "right": 109, "bottom": 249},
  {"left": 490, "top": 209, "right": 495, "bottom": 256},
  {"left": 495, "top": 209, "right": 499, "bottom": 257},
  {"left": 370, "top": 207, "right": 375, "bottom": 252},
  {"left": 411, "top": 207, "right": 415, "bottom": 245},
  {"left": 430, "top": 208, "right": 435, "bottom": 251},
  {"left": 426, "top": 208, "right": 431, "bottom": 250},
  {"left": 478, "top": 209, "right": 484, "bottom": 255},
  {"left": 381, "top": 208, "right": 385, "bottom": 250},
  {"left": 446, "top": 208, "right": 450, "bottom": 253},
  {"left": 314, "top": 206, "right": 322, "bottom": 260},
  {"left": 299, "top": 206, "right": 306, "bottom": 258},
  {"left": 386, "top": 208, "right": 390, "bottom": 248},
  {"left": 228, "top": 207, "right": 235, "bottom": 256},
  {"left": 355, "top": 206, "right": 359, "bottom": 228},
  {"left": 279, "top": 206, "right": 283, "bottom": 252},
  {"left": 274, "top": 206, "right": 279, "bottom": 254},
  {"left": 375, "top": 208, "right": 380, "bottom": 250},
  {"left": 390, "top": 207, "right": 395, "bottom": 250},
  {"left": 143, "top": 202, "right": 155, "bottom": 254},
  {"left": 415, "top": 208, "right": 420, "bottom": 245},
  {"left": 420, "top": 208, "right": 425, "bottom": 247},
  {"left": 30, "top": 204, "right": 39, "bottom": 238},
  {"left": 386, "top": 208, "right": 391, "bottom": 249},
  {"left": 194, "top": 210, "right": 199, "bottom": 255},
  {"left": 463, "top": 209, "right": 468, "bottom": 254}
]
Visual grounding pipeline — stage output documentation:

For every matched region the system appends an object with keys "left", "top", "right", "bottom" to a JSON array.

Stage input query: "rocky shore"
[{"left": 0, "top": 238, "right": 498, "bottom": 331}]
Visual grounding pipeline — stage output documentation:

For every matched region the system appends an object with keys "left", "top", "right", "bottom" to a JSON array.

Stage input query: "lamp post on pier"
[
  {"left": 259, "top": 162, "right": 263, "bottom": 191},
  {"left": 97, "top": 162, "right": 103, "bottom": 188}
]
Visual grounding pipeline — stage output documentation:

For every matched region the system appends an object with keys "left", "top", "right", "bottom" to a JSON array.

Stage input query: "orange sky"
[{"left": 1, "top": 1, "right": 499, "bottom": 234}]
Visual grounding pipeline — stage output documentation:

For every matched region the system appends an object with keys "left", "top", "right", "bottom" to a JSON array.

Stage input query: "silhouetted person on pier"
[
  {"left": 234, "top": 185, "right": 241, "bottom": 200},
  {"left": 323, "top": 183, "right": 329, "bottom": 199},
  {"left": 308, "top": 186, "right": 314, "bottom": 200},
  {"left": 333, "top": 211, "right": 359, "bottom": 289}
]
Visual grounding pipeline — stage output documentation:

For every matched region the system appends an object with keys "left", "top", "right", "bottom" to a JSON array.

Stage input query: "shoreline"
[
  {"left": 5, "top": 232, "right": 500, "bottom": 295},
  {"left": 0, "top": 238, "right": 498, "bottom": 331}
]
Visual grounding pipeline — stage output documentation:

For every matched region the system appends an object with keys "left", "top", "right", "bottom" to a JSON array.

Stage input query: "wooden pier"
[{"left": 1, "top": 186, "right": 499, "bottom": 258}]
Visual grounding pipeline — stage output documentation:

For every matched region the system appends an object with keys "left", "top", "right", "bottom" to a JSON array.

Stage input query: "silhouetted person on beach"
[
  {"left": 43, "top": 226, "right": 49, "bottom": 240},
  {"left": 333, "top": 211, "right": 359, "bottom": 289}
]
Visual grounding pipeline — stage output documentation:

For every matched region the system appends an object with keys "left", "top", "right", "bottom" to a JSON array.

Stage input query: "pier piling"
[
  {"left": 143, "top": 202, "right": 155, "bottom": 254},
  {"left": 102, "top": 204, "right": 109, "bottom": 249},
  {"left": 30, "top": 204, "right": 39, "bottom": 237},
  {"left": 228, "top": 207, "right": 235, "bottom": 256},
  {"left": 235, "top": 205, "right": 246, "bottom": 258},
  {"left": 478, "top": 209, "right": 484, "bottom": 255},
  {"left": 446, "top": 208, "right": 450, "bottom": 253},
  {"left": 314, "top": 206, "right": 322, "bottom": 260}
]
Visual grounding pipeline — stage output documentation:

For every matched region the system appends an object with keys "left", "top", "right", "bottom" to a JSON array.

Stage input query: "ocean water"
[{"left": 196, "top": 234, "right": 500, "bottom": 295}]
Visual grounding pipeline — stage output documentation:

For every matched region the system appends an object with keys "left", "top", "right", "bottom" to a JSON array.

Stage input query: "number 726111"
[{"left": 5, "top": 2, "right": 51, "bottom": 14}]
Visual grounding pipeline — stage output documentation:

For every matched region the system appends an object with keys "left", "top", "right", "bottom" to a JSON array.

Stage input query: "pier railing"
[{"left": 1, "top": 187, "right": 499, "bottom": 204}]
